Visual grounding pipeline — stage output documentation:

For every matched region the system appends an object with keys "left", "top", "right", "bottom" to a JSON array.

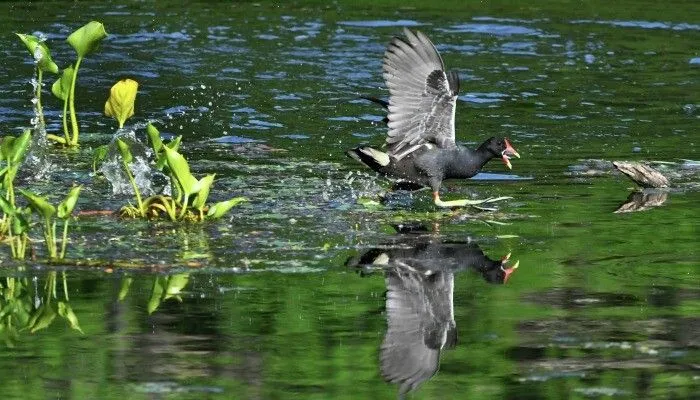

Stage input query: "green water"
[{"left": 0, "top": 1, "right": 698, "bottom": 399}]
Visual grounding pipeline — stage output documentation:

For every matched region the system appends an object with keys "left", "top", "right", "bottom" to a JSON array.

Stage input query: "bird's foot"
[{"left": 433, "top": 192, "right": 512, "bottom": 208}]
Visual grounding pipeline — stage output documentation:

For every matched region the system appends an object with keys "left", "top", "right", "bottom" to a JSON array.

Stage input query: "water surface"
[{"left": 0, "top": 1, "right": 698, "bottom": 399}]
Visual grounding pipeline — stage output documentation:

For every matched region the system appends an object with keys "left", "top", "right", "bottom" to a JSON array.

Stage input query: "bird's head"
[{"left": 484, "top": 137, "right": 520, "bottom": 170}]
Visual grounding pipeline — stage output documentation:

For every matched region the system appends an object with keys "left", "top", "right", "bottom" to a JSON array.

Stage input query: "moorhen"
[{"left": 347, "top": 28, "right": 520, "bottom": 207}]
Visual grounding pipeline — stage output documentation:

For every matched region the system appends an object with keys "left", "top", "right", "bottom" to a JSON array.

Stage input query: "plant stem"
[
  {"left": 122, "top": 161, "right": 144, "bottom": 217},
  {"left": 60, "top": 218, "right": 70, "bottom": 259},
  {"left": 68, "top": 56, "right": 83, "bottom": 146},
  {"left": 62, "top": 94, "right": 70, "bottom": 144},
  {"left": 36, "top": 69, "right": 45, "bottom": 128}
]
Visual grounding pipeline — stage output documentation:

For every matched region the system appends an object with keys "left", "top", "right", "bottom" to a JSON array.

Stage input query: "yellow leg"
[{"left": 432, "top": 191, "right": 512, "bottom": 208}]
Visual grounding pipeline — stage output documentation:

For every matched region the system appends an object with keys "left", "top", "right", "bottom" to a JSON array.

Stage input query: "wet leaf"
[
  {"left": 66, "top": 21, "right": 107, "bottom": 58},
  {"left": 19, "top": 190, "right": 55, "bottom": 220},
  {"left": 192, "top": 174, "right": 215, "bottom": 211},
  {"left": 104, "top": 79, "right": 138, "bottom": 128},
  {"left": 57, "top": 186, "right": 82, "bottom": 219},
  {"left": 207, "top": 197, "right": 247, "bottom": 219},
  {"left": 146, "top": 123, "right": 163, "bottom": 153},
  {"left": 163, "top": 146, "right": 197, "bottom": 194},
  {"left": 116, "top": 139, "right": 133, "bottom": 164},
  {"left": 51, "top": 65, "right": 75, "bottom": 101},
  {"left": 15, "top": 33, "right": 59, "bottom": 73},
  {"left": 1, "top": 130, "right": 32, "bottom": 165}
]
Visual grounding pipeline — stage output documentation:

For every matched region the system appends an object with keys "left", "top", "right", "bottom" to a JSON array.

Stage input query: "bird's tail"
[{"left": 346, "top": 146, "right": 391, "bottom": 172}]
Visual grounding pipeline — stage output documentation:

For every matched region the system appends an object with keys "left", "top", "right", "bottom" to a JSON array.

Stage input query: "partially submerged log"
[{"left": 612, "top": 161, "right": 670, "bottom": 188}]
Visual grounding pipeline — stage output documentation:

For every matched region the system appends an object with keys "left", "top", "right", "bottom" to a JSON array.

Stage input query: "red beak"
[
  {"left": 501, "top": 252, "right": 520, "bottom": 284},
  {"left": 501, "top": 138, "right": 520, "bottom": 170}
]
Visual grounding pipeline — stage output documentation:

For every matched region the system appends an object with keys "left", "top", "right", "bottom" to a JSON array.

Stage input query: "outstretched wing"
[{"left": 382, "top": 28, "right": 460, "bottom": 159}]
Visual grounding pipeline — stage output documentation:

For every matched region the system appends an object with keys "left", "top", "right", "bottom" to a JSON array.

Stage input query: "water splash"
[{"left": 99, "top": 128, "right": 165, "bottom": 196}]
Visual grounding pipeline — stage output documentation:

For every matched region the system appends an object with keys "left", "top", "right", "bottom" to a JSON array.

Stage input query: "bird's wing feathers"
[{"left": 382, "top": 28, "right": 459, "bottom": 159}]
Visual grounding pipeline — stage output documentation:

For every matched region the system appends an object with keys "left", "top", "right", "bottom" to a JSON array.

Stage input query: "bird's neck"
[{"left": 447, "top": 146, "right": 496, "bottom": 178}]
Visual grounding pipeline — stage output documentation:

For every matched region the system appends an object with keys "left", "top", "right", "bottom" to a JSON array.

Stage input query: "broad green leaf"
[
  {"left": 116, "top": 139, "right": 133, "bottom": 164},
  {"left": 19, "top": 190, "right": 56, "bottom": 220},
  {"left": 207, "top": 197, "right": 247, "bottom": 219},
  {"left": 51, "top": 65, "right": 75, "bottom": 101},
  {"left": 16, "top": 33, "right": 59, "bottom": 74},
  {"left": 163, "top": 146, "right": 197, "bottom": 194},
  {"left": 66, "top": 21, "right": 107, "bottom": 58},
  {"left": 57, "top": 186, "right": 82, "bottom": 219},
  {"left": 104, "top": 79, "right": 138, "bottom": 128},
  {"left": 9, "top": 130, "right": 32, "bottom": 164},
  {"left": 155, "top": 135, "right": 182, "bottom": 171},
  {"left": 146, "top": 123, "right": 163, "bottom": 153},
  {"left": 192, "top": 174, "right": 215, "bottom": 211}
]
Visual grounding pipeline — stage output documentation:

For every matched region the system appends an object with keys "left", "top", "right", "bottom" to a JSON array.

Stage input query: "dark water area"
[{"left": 0, "top": 1, "right": 698, "bottom": 399}]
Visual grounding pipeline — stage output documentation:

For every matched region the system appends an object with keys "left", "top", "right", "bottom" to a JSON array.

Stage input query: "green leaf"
[
  {"left": 10, "top": 130, "right": 32, "bottom": 165},
  {"left": 57, "top": 186, "right": 82, "bottom": 219},
  {"left": 1, "top": 130, "right": 32, "bottom": 165},
  {"left": 155, "top": 135, "right": 182, "bottom": 171},
  {"left": 66, "top": 21, "right": 107, "bottom": 58},
  {"left": 192, "top": 174, "right": 215, "bottom": 211},
  {"left": 0, "top": 137, "right": 13, "bottom": 162},
  {"left": 19, "top": 190, "right": 56, "bottom": 220},
  {"left": 104, "top": 79, "right": 138, "bottom": 128},
  {"left": 11, "top": 213, "right": 30, "bottom": 236},
  {"left": 15, "top": 33, "right": 59, "bottom": 74},
  {"left": 92, "top": 144, "right": 109, "bottom": 172},
  {"left": 116, "top": 139, "right": 133, "bottom": 164},
  {"left": 163, "top": 146, "right": 197, "bottom": 195},
  {"left": 146, "top": 123, "right": 163, "bottom": 153},
  {"left": 0, "top": 196, "right": 15, "bottom": 215},
  {"left": 51, "top": 65, "right": 75, "bottom": 101},
  {"left": 207, "top": 197, "right": 247, "bottom": 219}
]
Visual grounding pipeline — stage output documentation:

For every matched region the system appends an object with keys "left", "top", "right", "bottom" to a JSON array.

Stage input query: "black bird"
[
  {"left": 347, "top": 228, "right": 519, "bottom": 396},
  {"left": 347, "top": 29, "right": 520, "bottom": 207}
]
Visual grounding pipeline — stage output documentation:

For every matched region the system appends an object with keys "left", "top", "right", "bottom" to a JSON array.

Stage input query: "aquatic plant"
[
  {"left": 104, "top": 79, "right": 138, "bottom": 129},
  {"left": 15, "top": 33, "right": 59, "bottom": 128},
  {"left": 47, "top": 21, "right": 107, "bottom": 146},
  {"left": 0, "top": 130, "right": 32, "bottom": 258},
  {"left": 116, "top": 126, "right": 246, "bottom": 221},
  {"left": 19, "top": 186, "right": 81, "bottom": 259},
  {"left": 48, "top": 65, "right": 75, "bottom": 144}
]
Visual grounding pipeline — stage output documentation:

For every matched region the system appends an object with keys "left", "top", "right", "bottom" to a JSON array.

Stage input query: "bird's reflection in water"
[{"left": 347, "top": 224, "right": 519, "bottom": 397}]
